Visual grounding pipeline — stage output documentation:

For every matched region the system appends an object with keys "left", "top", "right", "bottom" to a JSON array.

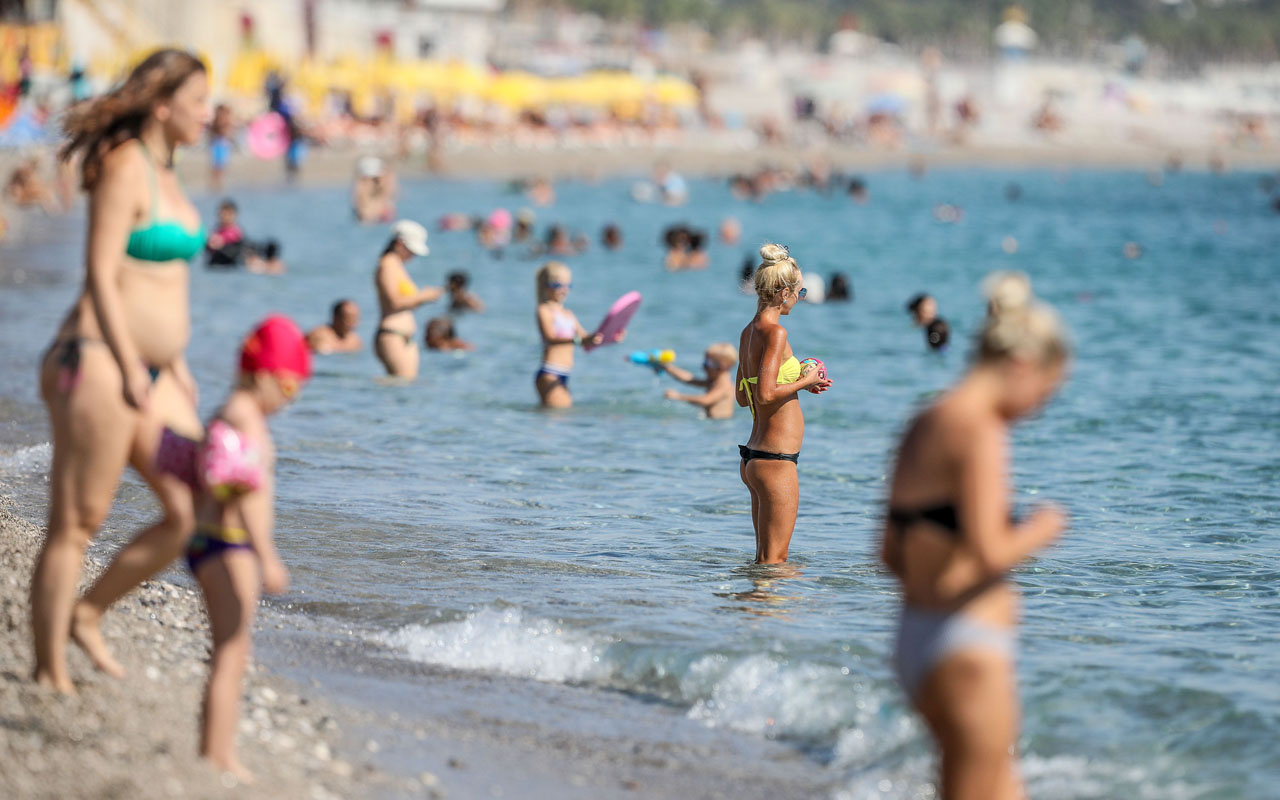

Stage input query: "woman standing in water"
[
  {"left": 736, "top": 244, "right": 832, "bottom": 563},
  {"left": 882, "top": 272, "right": 1069, "bottom": 800},
  {"left": 31, "top": 49, "right": 209, "bottom": 692},
  {"left": 373, "top": 220, "right": 442, "bottom": 379}
]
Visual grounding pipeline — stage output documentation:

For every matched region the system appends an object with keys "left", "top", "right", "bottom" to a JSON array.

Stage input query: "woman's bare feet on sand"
[
  {"left": 212, "top": 758, "right": 255, "bottom": 785},
  {"left": 70, "top": 602, "right": 126, "bottom": 678},
  {"left": 33, "top": 667, "right": 77, "bottom": 694}
]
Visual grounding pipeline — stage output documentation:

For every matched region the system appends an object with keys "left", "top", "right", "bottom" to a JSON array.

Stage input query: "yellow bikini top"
[{"left": 739, "top": 356, "right": 801, "bottom": 419}]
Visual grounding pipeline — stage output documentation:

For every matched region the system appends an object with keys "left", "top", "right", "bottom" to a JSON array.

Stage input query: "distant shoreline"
[{"left": 177, "top": 141, "right": 1280, "bottom": 192}]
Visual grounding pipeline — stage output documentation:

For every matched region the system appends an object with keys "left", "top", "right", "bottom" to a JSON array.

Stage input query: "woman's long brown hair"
[{"left": 60, "top": 48, "right": 205, "bottom": 190}]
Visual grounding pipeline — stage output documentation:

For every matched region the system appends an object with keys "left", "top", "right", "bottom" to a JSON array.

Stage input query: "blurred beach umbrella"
[
  {"left": 485, "top": 71, "right": 548, "bottom": 110},
  {"left": 651, "top": 75, "right": 699, "bottom": 107},
  {"left": 226, "top": 49, "right": 279, "bottom": 95},
  {"left": 439, "top": 60, "right": 489, "bottom": 100}
]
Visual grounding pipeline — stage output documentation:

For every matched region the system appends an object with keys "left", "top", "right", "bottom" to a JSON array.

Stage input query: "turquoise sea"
[{"left": 1, "top": 167, "right": 1277, "bottom": 798}]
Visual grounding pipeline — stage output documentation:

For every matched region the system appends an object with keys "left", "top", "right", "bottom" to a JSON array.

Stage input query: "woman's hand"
[
  {"left": 803, "top": 369, "right": 833, "bottom": 394},
  {"left": 261, "top": 554, "right": 290, "bottom": 595},
  {"left": 122, "top": 366, "right": 152, "bottom": 411},
  {"left": 1025, "top": 504, "right": 1068, "bottom": 547}
]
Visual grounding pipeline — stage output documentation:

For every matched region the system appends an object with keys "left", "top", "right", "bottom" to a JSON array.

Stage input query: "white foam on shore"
[
  {"left": 0, "top": 442, "right": 50, "bottom": 476},
  {"left": 377, "top": 606, "right": 900, "bottom": 752},
  {"left": 832, "top": 752, "right": 1201, "bottom": 800},
  {"left": 378, "top": 607, "right": 610, "bottom": 683}
]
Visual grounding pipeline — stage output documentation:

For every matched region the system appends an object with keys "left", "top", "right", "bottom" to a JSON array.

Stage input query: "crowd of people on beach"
[{"left": 21, "top": 47, "right": 1080, "bottom": 800}]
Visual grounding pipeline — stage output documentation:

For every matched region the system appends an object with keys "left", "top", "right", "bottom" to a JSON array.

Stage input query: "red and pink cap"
[{"left": 240, "top": 314, "right": 312, "bottom": 380}]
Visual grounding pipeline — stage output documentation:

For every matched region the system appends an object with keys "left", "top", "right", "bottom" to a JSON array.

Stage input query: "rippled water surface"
[{"left": 2, "top": 168, "right": 1278, "bottom": 798}]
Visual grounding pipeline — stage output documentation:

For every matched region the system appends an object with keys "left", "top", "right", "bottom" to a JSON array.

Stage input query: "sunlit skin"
[
  {"left": 373, "top": 241, "right": 442, "bottom": 379},
  {"left": 307, "top": 301, "right": 362, "bottom": 354},
  {"left": 192, "top": 370, "right": 299, "bottom": 783},
  {"left": 882, "top": 356, "right": 1068, "bottom": 800},
  {"left": 736, "top": 284, "right": 832, "bottom": 563},
  {"left": 32, "top": 68, "right": 210, "bottom": 693},
  {"left": 535, "top": 270, "right": 604, "bottom": 409},
  {"left": 659, "top": 348, "right": 737, "bottom": 420}
]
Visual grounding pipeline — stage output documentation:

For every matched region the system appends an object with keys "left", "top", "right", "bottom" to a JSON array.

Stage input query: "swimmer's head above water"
[
  {"left": 752, "top": 243, "right": 803, "bottom": 314},
  {"left": 975, "top": 270, "right": 1071, "bottom": 419}
]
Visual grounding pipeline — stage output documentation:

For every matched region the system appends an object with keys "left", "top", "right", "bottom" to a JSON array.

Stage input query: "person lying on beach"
[
  {"left": 306, "top": 299, "right": 362, "bottom": 354},
  {"left": 168, "top": 315, "right": 309, "bottom": 782},
  {"left": 658, "top": 343, "right": 738, "bottom": 420},
  {"left": 447, "top": 271, "right": 485, "bottom": 313},
  {"left": 424, "top": 316, "right": 473, "bottom": 352}
]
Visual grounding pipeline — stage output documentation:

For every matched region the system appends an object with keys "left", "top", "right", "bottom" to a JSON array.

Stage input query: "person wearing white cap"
[
  {"left": 373, "top": 220, "right": 442, "bottom": 379},
  {"left": 351, "top": 155, "right": 397, "bottom": 223}
]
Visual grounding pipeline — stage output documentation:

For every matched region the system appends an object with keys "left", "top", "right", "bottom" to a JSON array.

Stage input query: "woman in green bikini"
[
  {"left": 735, "top": 244, "right": 832, "bottom": 563},
  {"left": 31, "top": 49, "right": 210, "bottom": 692}
]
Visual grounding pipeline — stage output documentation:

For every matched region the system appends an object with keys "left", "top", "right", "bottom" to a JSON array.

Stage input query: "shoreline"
[
  {"left": 0, "top": 491, "right": 412, "bottom": 800},
  {"left": 4, "top": 139, "right": 1278, "bottom": 208},
  {"left": 184, "top": 141, "right": 1280, "bottom": 191},
  {"left": 0, "top": 469, "right": 838, "bottom": 800}
]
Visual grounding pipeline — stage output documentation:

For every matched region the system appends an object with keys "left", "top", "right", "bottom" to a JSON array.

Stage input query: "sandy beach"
[{"left": 0, "top": 494, "right": 416, "bottom": 800}]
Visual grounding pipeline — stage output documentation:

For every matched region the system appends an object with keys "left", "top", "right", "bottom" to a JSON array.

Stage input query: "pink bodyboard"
[{"left": 585, "top": 291, "right": 641, "bottom": 351}]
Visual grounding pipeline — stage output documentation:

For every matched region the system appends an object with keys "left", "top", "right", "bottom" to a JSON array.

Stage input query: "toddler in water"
[
  {"left": 657, "top": 343, "right": 738, "bottom": 420},
  {"left": 165, "top": 316, "right": 310, "bottom": 780},
  {"left": 534, "top": 261, "right": 602, "bottom": 408}
]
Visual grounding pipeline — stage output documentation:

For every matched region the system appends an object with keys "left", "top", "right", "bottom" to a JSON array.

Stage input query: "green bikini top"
[
  {"left": 125, "top": 141, "right": 205, "bottom": 263},
  {"left": 739, "top": 355, "right": 801, "bottom": 419}
]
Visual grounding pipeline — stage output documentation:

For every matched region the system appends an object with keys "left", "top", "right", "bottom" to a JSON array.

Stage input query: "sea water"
[{"left": 1, "top": 168, "right": 1277, "bottom": 798}]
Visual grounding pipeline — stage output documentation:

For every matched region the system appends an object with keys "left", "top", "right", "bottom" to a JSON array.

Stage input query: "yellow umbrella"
[
  {"left": 225, "top": 49, "right": 277, "bottom": 96},
  {"left": 485, "top": 70, "right": 548, "bottom": 109},
  {"left": 650, "top": 75, "right": 699, "bottom": 107}
]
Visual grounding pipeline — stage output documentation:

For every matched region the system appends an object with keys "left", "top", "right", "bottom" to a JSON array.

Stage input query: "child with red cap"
[{"left": 187, "top": 314, "right": 310, "bottom": 781}]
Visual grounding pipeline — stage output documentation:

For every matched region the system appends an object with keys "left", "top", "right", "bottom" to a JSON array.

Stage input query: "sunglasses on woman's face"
[
  {"left": 795, "top": 287, "right": 808, "bottom": 300},
  {"left": 548, "top": 282, "right": 572, "bottom": 290}
]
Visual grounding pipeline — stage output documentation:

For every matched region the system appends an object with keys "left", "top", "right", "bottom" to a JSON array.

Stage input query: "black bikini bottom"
[
  {"left": 739, "top": 445, "right": 799, "bottom": 464},
  {"left": 376, "top": 327, "right": 413, "bottom": 345}
]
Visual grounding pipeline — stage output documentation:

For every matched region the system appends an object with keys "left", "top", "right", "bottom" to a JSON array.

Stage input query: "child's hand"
[
  {"left": 664, "top": 389, "right": 680, "bottom": 400},
  {"left": 585, "top": 332, "right": 605, "bottom": 347},
  {"left": 262, "top": 556, "right": 290, "bottom": 595}
]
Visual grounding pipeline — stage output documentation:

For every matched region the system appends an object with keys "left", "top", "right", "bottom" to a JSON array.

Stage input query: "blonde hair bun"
[
  {"left": 983, "top": 270, "right": 1033, "bottom": 317},
  {"left": 977, "top": 270, "right": 1069, "bottom": 364},
  {"left": 759, "top": 243, "right": 791, "bottom": 264},
  {"left": 753, "top": 243, "right": 801, "bottom": 304}
]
